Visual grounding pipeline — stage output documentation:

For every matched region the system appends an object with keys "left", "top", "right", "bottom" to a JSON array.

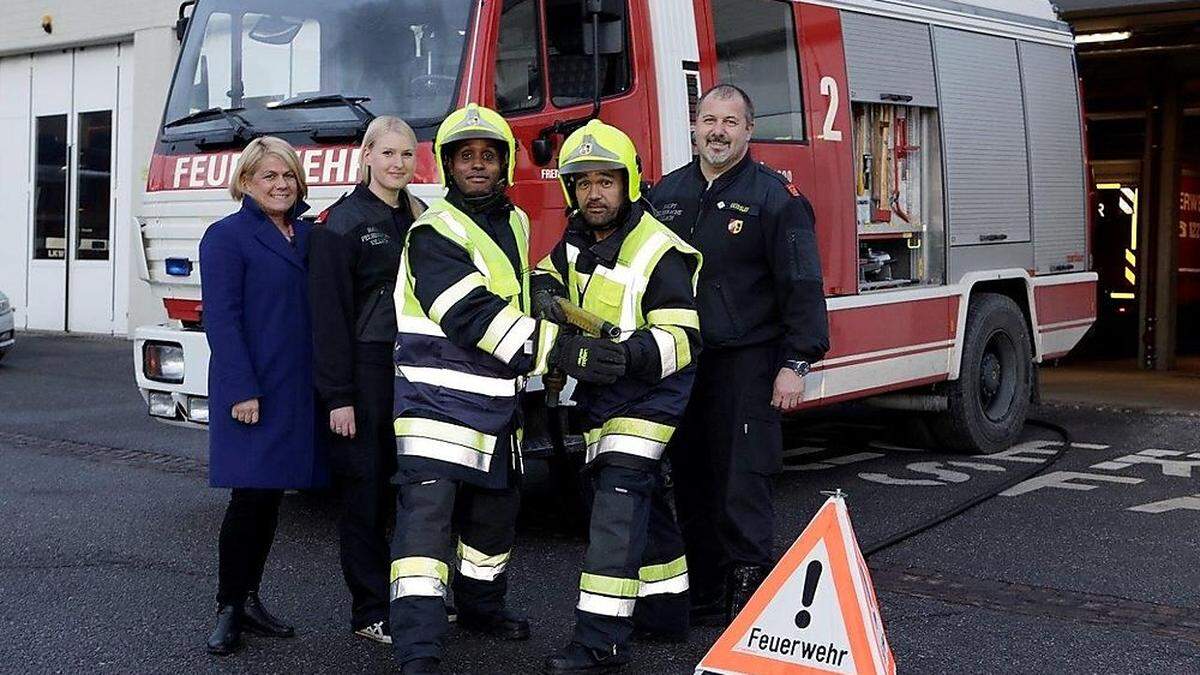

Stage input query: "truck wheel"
[{"left": 932, "top": 293, "right": 1032, "bottom": 454}]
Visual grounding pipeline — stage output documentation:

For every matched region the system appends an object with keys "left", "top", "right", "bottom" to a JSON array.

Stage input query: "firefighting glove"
[
  {"left": 549, "top": 334, "right": 626, "bottom": 384},
  {"left": 532, "top": 288, "right": 569, "bottom": 324},
  {"left": 530, "top": 274, "right": 568, "bottom": 324}
]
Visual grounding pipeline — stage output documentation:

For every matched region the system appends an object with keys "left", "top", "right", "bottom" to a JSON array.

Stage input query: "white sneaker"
[{"left": 354, "top": 620, "right": 392, "bottom": 645}]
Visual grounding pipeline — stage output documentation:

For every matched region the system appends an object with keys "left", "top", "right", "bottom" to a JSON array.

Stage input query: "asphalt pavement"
[{"left": 0, "top": 334, "right": 1198, "bottom": 674}]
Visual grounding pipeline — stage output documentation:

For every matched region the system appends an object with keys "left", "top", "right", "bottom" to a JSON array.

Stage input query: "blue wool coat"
[{"left": 199, "top": 197, "right": 329, "bottom": 489}]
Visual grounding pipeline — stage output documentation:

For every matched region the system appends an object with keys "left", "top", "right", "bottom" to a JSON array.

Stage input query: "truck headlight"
[
  {"left": 143, "top": 341, "right": 185, "bottom": 384},
  {"left": 186, "top": 396, "right": 209, "bottom": 423},
  {"left": 0, "top": 297, "right": 10, "bottom": 314},
  {"left": 148, "top": 391, "right": 176, "bottom": 418}
]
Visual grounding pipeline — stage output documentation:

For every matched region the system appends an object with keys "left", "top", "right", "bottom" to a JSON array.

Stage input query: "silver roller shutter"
[
  {"left": 841, "top": 12, "right": 937, "bottom": 107},
  {"left": 1019, "top": 41, "right": 1088, "bottom": 274},
  {"left": 934, "top": 27, "right": 1032, "bottom": 247}
]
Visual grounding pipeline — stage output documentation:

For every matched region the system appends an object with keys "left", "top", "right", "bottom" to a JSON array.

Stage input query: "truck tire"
[{"left": 931, "top": 292, "right": 1032, "bottom": 454}]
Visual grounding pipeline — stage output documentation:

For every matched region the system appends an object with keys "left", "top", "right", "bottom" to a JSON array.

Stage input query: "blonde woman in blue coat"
[{"left": 199, "top": 136, "right": 329, "bottom": 655}]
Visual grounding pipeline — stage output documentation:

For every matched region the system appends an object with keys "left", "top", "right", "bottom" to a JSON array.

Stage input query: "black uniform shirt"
[
  {"left": 648, "top": 153, "right": 830, "bottom": 366},
  {"left": 309, "top": 184, "right": 421, "bottom": 410}
]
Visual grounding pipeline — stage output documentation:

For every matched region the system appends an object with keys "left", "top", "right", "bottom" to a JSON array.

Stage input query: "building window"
[
  {"left": 712, "top": 0, "right": 806, "bottom": 141},
  {"left": 33, "top": 115, "right": 68, "bottom": 261},
  {"left": 75, "top": 110, "right": 113, "bottom": 261},
  {"left": 495, "top": 0, "right": 543, "bottom": 114}
]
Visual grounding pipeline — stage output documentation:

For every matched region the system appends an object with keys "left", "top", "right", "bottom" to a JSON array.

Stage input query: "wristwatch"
[{"left": 784, "top": 359, "right": 811, "bottom": 378}]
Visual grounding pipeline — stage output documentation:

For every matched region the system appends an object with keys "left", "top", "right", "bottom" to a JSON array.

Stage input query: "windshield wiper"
[
  {"left": 163, "top": 106, "right": 254, "bottom": 137},
  {"left": 267, "top": 95, "right": 375, "bottom": 125}
]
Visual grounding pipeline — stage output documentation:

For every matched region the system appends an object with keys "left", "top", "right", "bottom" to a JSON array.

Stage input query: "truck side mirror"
[{"left": 175, "top": 0, "right": 196, "bottom": 42}]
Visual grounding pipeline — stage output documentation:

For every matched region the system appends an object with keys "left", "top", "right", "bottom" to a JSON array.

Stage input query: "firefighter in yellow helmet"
[
  {"left": 388, "top": 106, "right": 628, "bottom": 674},
  {"left": 532, "top": 120, "right": 703, "bottom": 672}
]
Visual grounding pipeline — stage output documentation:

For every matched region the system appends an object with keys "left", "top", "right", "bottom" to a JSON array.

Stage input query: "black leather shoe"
[
  {"left": 543, "top": 641, "right": 629, "bottom": 673},
  {"left": 400, "top": 657, "right": 442, "bottom": 674},
  {"left": 728, "top": 566, "right": 769, "bottom": 619},
  {"left": 206, "top": 604, "right": 242, "bottom": 656},
  {"left": 457, "top": 609, "right": 530, "bottom": 640},
  {"left": 241, "top": 592, "right": 295, "bottom": 637}
]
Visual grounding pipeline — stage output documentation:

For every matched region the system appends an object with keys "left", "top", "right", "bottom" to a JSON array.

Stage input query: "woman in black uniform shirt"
[{"left": 309, "top": 116, "right": 425, "bottom": 644}]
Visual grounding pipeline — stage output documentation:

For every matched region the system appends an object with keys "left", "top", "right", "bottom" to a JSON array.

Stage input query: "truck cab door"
[
  {"left": 477, "top": 0, "right": 659, "bottom": 263},
  {"left": 691, "top": 0, "right": 856, "bottom": 296}
]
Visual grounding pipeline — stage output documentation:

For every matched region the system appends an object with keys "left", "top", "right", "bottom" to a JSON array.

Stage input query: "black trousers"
[
  {"left": 389, "top": 477, "right": 521, "bottom": 664},
  {"left": 668, "top": 343, "right": 783, "bottom": 598},
  {"left": 330, "top": 349, "right": 397, "bottom": 629},
  {"left": 217, "top": 488, "right": 284, "bottom": 606},
  {"left": 573, "top": 465, "right": 689, "bottom": 651}
]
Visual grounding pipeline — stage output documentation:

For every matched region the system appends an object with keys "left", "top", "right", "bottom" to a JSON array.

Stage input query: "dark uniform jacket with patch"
[
  {"left": 648, "top": 153, "right": 830, "bottom": 366},
  {"left": 309, "top": 184, "right": 425, "bottom": 410}
]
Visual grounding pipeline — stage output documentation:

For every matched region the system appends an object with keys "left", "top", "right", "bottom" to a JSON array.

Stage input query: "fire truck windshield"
[{"left": 162, "top": 0, "right": 473, "bottom": 140}]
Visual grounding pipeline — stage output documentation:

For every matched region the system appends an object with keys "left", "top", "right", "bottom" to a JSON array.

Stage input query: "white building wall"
[
  {"left": 0, "top": 1, "right": 179, "bottom": 334},
  {"left": 0, "top": 1, "right": 176, "bottom": 56}
]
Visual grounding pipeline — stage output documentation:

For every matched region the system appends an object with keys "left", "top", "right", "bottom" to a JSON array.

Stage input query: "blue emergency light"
[{"left": 165, "top": 257, "right": 193, "bottom": 277}]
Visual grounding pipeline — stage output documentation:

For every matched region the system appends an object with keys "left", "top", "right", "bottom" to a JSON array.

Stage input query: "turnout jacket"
[
  {"left": 392, "top": 192, "right": 559, "bottom": 486},
  {"left": 648, "top": 153, "right": 830, "bottom": 366},
  {"left": 309, "top": 184, "right": 426, "bottom": 410},
  {"left": 536, "top": 204, "right": 702, "bottom": 471}
]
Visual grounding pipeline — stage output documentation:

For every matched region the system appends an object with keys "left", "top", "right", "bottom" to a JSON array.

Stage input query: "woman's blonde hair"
[
  {"left": 230, "top": 136, "right": 308, "bottom": 201},
  {"left": 360, "top": 116, "right": 418, "bottom": 185}
]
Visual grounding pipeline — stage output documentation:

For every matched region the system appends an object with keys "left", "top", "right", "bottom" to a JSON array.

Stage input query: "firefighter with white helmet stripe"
[
  {"left": 533, "top": 119, "right": 703, "bottom": 673},
  {"left": 388, "top": 105, "right": 628, "bottom": 674}
]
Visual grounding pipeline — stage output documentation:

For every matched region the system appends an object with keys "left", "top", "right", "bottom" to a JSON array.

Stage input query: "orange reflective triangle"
[{"left": 696, "top": 496, "right": 896, "bottom": 675}]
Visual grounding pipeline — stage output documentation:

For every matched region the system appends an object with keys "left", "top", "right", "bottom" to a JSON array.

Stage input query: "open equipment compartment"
[
  {"left": 840, "top": 10, "right": 946, "bottom": 292},
  {"left": 852, "top": 103, "right": 945, "bottom": 290}
]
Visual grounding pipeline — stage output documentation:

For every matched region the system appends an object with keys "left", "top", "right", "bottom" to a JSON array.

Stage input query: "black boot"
[
  {"left": 727, "top": 566, "right": 768, "bottom": 620},
  {"left": 241, "top": 592, "right": 295, "bottom": 637},
  {"left": 457, "top": 608, "right": 530, "bottom": 640},
  {"left": 400, "top": 657, "right": 442, "bottom": 674},
  {"left": 206, "top": 604, "right": 242, "bottom": 656},
  {"left": 688, "top": 584, "right": 728, "bottom": 627},
  {"left": 543, "top": 641, "right": 629, "bottom": 673}
]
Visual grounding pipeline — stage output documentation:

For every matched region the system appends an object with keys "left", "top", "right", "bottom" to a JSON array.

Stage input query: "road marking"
[
  {"left": 1000, "top": 471, "right": 1144, "bottom": 497},
  {"left": 785, "top": 452, "right": 885, "bottom": 472},
  {"left": 1090, "top": 448, "right": 1200, "bottom": 478},
  {"left": 1127, "top": 494, "right": 1200, "bottom": 514},
  {"left": 947, "top": 461, "right": 1006, "bottom": 472}
]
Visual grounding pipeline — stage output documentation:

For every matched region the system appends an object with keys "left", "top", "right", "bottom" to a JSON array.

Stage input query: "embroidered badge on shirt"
[{"left": 728, "top": 219, "right": 743, "bottom": 235}]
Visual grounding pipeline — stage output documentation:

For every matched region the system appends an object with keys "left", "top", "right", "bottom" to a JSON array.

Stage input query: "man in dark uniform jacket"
[{"left": 648, "top": 84, "right": 830, "bottom": 624}]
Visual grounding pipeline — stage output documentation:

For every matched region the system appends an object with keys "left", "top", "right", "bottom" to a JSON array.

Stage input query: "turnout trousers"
[
  {"left": 389, "top": 476, "right": 520, "bottom": 663},
  {"left": 330, "top": 345, "right": 397, "bottom": 630},
  {"left": 574, "top": 464, "right": 689, "bottom": 651},
  {"left": 667, "top": 343, "right": 783, "bottom": 598}
]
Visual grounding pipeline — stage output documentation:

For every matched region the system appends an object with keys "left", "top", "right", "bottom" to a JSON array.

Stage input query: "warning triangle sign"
[{"left": 696, "top": 495, "right": 896, "bottom": 675}]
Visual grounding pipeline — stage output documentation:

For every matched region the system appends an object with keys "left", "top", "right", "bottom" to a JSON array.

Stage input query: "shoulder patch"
[{"left": 787, "top": 183, "right": 802, "bottom": 198}]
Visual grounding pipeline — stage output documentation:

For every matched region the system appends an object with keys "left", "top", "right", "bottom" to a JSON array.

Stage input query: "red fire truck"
[{"left": 135, "top": 0, "right": 1096, "bottom": 454}]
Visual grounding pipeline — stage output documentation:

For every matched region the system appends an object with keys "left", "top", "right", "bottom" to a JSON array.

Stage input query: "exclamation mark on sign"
[{"left": 793, "top": 560, "right": 823, "bottom": 629}]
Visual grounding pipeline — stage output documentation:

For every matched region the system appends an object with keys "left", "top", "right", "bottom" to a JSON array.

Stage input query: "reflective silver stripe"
[
  {"left": 397, "top": 365, "right": 518, "bottom": 397},
  {"left": 430, "top": 273, "right": 485, "bottom": 322},
  {"left": 577, "top": 591, "right": 636, "bottom": 617},
  {"left": 397, "top": 437, "right": 493, "bottom": 472},
  {"left": 532, "top": 321, "right": 560, "bottom": 376},
  {"left": 585, "top": 434, "right": 667, "bottom": 463},
  {"left": 396, "top": 314, "right": 447, "bottom": 337},
  {"left": 436, "top": 211, "right": 469, "bottom": 240},
  {"left": 649, "top": 326, "right": 677, "bottom": 378},
  {"left": 639, "top": 573, "right": 689, "bottom": 597},
  {"left": 459, "top": 558, "right": 507, "bottom": 581},
  {"left": 478, "top": 305, "right": 523, "bottom": 354},
  {"left": 494, "top": 315, "right": 537, "bottom": 364},
  {"left": 390, "top": 576, "right": 446, "bottom": 600}
]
